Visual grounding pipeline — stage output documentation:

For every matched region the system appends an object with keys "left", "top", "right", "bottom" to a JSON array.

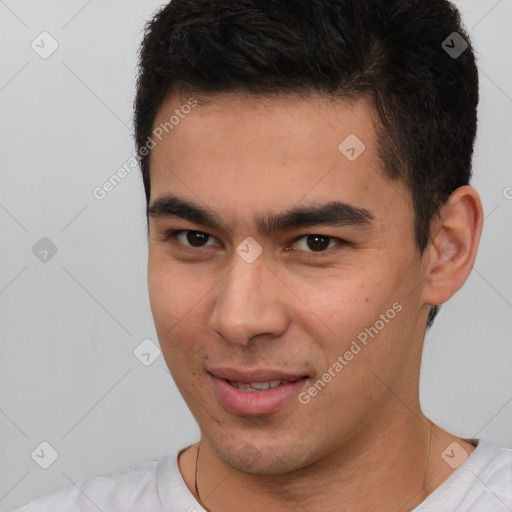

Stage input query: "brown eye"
[
  {"left": 306, "top": 235, "right": 330, "bottom": 251},
  {"left": 291, "top": 234, "right": 340, "bottom": 253},
  {"left": 186, "top": 231, "right": 210, "bottom": 247},
  {"left": 170, "top": 230, "right": 219, "bottom": 248}
]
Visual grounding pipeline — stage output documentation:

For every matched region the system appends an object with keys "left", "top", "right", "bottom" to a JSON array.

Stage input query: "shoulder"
[
  {"left": 416, "top": 440, "right": 512, "bottom": 512},
  {"left": 9, "top": 455, "right": 171, "bottom": 512},
  {"left": 473, "top": 441, "right": 512, "bottom": 491}
]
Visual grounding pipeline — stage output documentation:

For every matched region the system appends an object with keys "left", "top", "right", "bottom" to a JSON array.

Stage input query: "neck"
[{"left": 188, "top": 412, "right": 472, "bottom": 512}]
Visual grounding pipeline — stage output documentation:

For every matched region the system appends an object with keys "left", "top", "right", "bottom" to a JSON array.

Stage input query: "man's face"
[{"left": 148, "top": 92, "right": 430, "bottom": 474}]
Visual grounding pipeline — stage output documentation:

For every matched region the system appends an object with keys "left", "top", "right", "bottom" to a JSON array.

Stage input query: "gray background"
[{"left": 0, "top": 0, "right": 511, "bottom": 509}]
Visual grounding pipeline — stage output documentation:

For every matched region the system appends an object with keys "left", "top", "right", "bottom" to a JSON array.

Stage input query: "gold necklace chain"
[{"left": 194, "top": 443, "right": 211, "bottom": 512}]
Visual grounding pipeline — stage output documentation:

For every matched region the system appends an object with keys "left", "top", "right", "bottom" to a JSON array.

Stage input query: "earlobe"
[{"left": 421, "top": 186, "right": 483, "bottom": 307}]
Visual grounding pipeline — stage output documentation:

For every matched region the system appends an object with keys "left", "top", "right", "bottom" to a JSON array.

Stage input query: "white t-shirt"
[{"left": 9, "top": 439, "right": 512, "bottom": 512}]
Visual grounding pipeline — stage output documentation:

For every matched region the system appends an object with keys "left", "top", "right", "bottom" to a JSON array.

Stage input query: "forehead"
[
  {"left": 149, "top": 91, "right": 411, "bottom": 228},
  {"left": 152, "top": 90, "right": 378, "bottom": 163}
]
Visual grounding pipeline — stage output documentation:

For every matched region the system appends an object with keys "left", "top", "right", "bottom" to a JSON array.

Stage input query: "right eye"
[{"left": 164, "top": 229, "right": 221, "bottom": 249}]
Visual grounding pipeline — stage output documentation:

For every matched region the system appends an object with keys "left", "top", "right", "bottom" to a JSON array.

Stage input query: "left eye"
[{"left": 290, "top": 235, "right": 341, "bottom": 253}]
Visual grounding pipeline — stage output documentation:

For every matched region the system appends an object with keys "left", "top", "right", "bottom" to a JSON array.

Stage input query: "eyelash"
[{"left": 162, "top": 229, "right": 344, "bottom": 257}]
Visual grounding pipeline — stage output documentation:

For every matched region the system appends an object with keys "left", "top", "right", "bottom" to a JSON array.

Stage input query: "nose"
[{"left": 208, "top": 254, "right": 289, "bottom": 345}]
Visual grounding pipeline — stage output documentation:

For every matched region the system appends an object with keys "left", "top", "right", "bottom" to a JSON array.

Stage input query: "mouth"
[
  {"left": 208, "top": 368, "right": 309, "bottom": 415},
  {"left": 226, "top": 377, "right": 306, "bottom": 392}
]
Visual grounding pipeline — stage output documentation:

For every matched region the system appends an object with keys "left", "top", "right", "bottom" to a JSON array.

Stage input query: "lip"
[
  {"left": 208, "top": 367, "right": 307, "bottom": 384},
  {"left": 208, "top": 368, "right": 309, "bottom": 416}
]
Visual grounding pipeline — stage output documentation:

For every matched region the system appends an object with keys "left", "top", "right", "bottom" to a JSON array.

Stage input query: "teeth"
[{"left": 229, "top": 380, "right": 283, "bottom": 391}]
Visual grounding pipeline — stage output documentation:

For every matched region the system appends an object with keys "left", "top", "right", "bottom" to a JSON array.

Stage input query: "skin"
[{"left": 147, "top": 90, "right": 483, "bottom": 511}]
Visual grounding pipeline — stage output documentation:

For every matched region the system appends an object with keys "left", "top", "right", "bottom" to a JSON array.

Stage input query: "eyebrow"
[{"left": 148, "top": 194, "right": 374, "bottom": 234}]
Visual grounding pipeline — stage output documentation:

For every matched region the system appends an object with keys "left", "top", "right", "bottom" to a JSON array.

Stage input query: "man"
[{"left": 12, "top": 0, "right": 512, "bottom": 511}]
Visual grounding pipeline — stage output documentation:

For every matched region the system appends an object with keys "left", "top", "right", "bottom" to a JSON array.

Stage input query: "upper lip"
[{"left": 208, "top": 367, "right": 308, "bottom": 384}]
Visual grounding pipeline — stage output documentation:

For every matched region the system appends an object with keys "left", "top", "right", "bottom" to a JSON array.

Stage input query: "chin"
[{"left": 210, "top": 435, "right": 313, "bottom": 476}]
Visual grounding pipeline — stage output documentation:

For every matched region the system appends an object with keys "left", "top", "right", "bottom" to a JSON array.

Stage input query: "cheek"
[
  {"left": 147, "top": 251, "right": 209, "bottom": 342},
  {"left": 302, "top": 265, "right": 388, "bottom": 334},
  {"left": 301, "top": 261, "right": 411, "bottom": 370},
  {"left": 148, "top": 259, "right": 209, "bottom": 385}
]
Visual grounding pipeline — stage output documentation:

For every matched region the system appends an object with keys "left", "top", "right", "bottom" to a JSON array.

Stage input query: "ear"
[{"left": 421, "top": 186, "right": 483, "bottom": 307}]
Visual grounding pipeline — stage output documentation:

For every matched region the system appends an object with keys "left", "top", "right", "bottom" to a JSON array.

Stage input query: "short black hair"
[{"left": 134, "top": 0, "right": 479, "bottom": 327}]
